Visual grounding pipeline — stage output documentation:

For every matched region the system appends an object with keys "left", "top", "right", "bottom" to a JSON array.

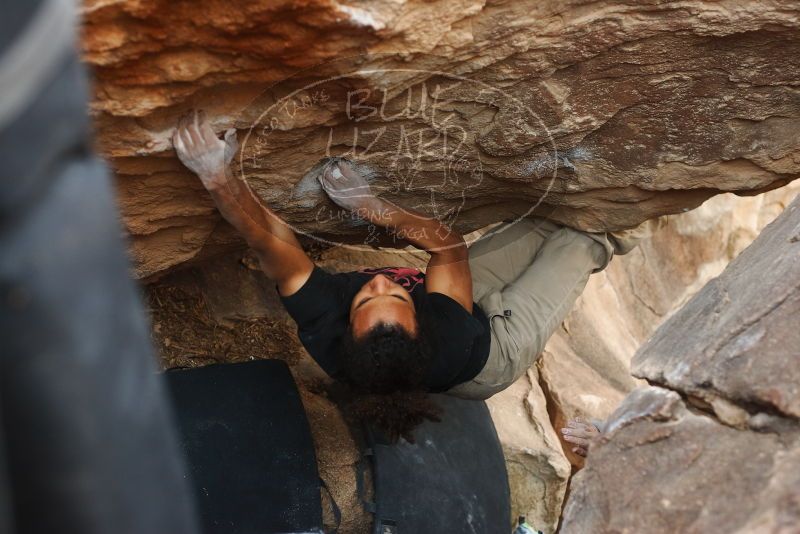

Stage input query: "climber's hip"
[{"left": 446, "top": 218, "right": 609, "bottom": 400}]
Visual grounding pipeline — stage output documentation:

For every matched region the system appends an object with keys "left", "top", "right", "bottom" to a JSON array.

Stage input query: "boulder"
[
  {"left": 633, "top": 195, "right": 800, "bottom": 420},
  {"left": 538, "top": 183, "right": 800, "bottom": 468},
  {"left": 80, "top": 0, "right": 800, "bottom": 278},
  {"left": 561, "top": 196, "right": 800, "bottom": 532},
  {"left": 561, "top": 387, "right": 800, "bottom": 533},
  {"left": 299, "top": 388, "right": 372, "bottom": 534},
  {"left": 485, "top": 370, "right": 571, "bottom": 534}
]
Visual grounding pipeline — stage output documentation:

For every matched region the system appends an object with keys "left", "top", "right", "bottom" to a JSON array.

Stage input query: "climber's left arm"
[
  {"left": 172, "top": 111, "right": 314, "bottom": 296},
  {"left": 318, "top": 159, "right": 472, "bottom": 312}
]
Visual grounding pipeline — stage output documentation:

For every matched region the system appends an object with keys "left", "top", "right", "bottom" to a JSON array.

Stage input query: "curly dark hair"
[
  {"left": 340, "top": 323, "right": 431, "bottom": 393},
  {"left": 337, "top": 322, "right": 442, "bottom": 442}
]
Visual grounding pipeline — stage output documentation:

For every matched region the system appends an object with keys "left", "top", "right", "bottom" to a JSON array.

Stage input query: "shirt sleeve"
[
  {"left": 424, "top": 292, "right": 486, "bottom": 391},
  {"left": 280, "top": 266, "right": 342, "bottom": 326},
  {"left": 279, "top": 266, "right": 348, "bottom": 377}
]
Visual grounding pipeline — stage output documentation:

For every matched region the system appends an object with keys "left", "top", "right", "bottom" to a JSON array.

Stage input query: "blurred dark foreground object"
[
  {"left": 164, "top": 360, "right": 511, "bottom": 534},
  {"left": 363, "top": 395, "right": 511, "bottom": 534},
  {"left": 0, "top": 1, "right": 198, "bottom": 533},
  {"left": 166, "top": 360, "right": 325, "bottom": 534}
]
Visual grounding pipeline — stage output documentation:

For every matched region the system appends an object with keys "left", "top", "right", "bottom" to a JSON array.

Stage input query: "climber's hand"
[
  {"left": 318, "top": 158, "right": 381, "bottom": 214},
  {"left": 172, "top": 110, "right": 239, "bottom": 190},
  {"left": 561, "top": 417, "right": 601, "bottom": 457}
]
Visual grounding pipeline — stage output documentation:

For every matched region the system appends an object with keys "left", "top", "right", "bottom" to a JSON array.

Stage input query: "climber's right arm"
[{"left": 172, "top": 111, "right": 313, "bottom": 296}]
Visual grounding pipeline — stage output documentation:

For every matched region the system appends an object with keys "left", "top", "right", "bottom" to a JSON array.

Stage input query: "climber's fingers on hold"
[
  {"left": 568, "top": 420, "right": 600, "bottom": 436},
  {"left": 336, "top": 159, "right": 358, "bottom": 180},
  {"left": 178, "top": 109, "right": 202, "bottom": 148},
  {"left": 172, "top": 117, "right": 184, "bottom": 148},
  {"left": 320, "top": 165, "right": 347, "bottom": 196},
  {"left": 224, "top": 128, "right": 238, "bottom": 148},
  {"left": 567, "top": 418, "right": 588, "bottom": 429},
  {"left": 563, "top": 427, "right": 594, "bottom": 439},
  {"left": 563, "top": 434, "right": 590, "bottom": 447},
  {"left": 339, "top": 162, "right": 373, "bottom": 192},
  {"left": 223, "top": 128, "right": 240, "bottom": 164},
  {"left": 174, "top": 127, "right": 193, "bottom": 158},
  {"left": 582, "top": 422, "right": 601, "bottom": 436},
  {"left": 564, "top": 435, "right": 589, "bottom": 447},
  {"left": 180, "top": 112, "right": 196, "bottom": 140},
  {"left": 174, "top": 113, "right": 196, "bottom": 151},
  {"left": 181, "top": 121, "right": 194, "bottom": 147},
  {"left": 196, "top": 110, "right": 219, "bottom": 145},
  {"left": 326, "top": 162, "right": 345, "bottom": 183},
  {"left": 317, "top": 169, "right": 333, "bottom": 194},
  {"left": 173, "top": 131, "right": 186, "bottom": 154},
  {"left": 186, "top": 110, "right": 204, "bottom": 146},
  {"left": 175, "top": 112, "right": 189, "bottom": 132}
]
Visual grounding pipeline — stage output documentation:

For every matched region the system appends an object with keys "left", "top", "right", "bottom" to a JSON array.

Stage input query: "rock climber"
[{"left": 172, "top": 110, "right": 649, "bottom": 437}]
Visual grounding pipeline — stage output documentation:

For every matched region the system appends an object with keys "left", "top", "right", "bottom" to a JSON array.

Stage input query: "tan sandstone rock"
[
  {"left": 300, "top": 388, "right": 372, "bottom": 534},
  {"left": 561, "top": 195, "right": 800, "bottom": 533},
  {"left": 485, "top": 369, "right": 571, "bottom": 534},
  {"left": 538, "top": 183, "right": 800, "bottom": 469},
  {"left": 80, "top": 0, "right": 800, "bottom": 278},
  {"left": 633, "top": 195, "right": 800, "bottom": 421},
  {"left": 561, "top": 386, "right": 800, "bottom": 533}
]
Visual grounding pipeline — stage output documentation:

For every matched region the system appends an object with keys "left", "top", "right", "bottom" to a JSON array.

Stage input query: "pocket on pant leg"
[
  {"left": 480, "top": 292, "right": 520, "bottom": 354},
  {"left": 474, "top": 292, "right": 521, "bottom": 388}
]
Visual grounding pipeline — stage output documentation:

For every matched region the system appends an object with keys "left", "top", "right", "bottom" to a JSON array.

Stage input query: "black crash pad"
[
  {"left": 365, "top": 394, "right": 511, "bottom": 534},
  {"left": 166, "top": 360, "right": 322, "bottom": 534}
]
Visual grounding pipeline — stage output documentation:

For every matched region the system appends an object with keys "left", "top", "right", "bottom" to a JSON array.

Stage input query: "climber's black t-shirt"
[{"left": 281, "top": 266, "right": 491, "bottom": 392}]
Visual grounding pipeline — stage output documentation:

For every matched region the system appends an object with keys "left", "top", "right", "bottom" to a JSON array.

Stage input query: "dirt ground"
[{"left": 146, "top": 282, "right": 304, "bottom": 370}]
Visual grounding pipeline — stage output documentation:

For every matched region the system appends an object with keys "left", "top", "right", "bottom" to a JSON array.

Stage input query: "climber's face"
[{"left": 350, "top": 274, "right": 417, "bottom": 339}]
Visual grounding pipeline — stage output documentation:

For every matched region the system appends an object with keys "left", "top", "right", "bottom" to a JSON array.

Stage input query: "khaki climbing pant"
[{"left": 446, "top": 218, "right": 613, "bottom": 400}]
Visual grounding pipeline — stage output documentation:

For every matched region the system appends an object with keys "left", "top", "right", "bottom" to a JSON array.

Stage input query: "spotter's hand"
[
  {"left": 172, "top": 110, "right": 239, "bottom": 190},
  {"left": 318, "top": 159, "right": 380, "bottom": 214},
  {"left": 561, "top": 417, "right": 602, "bottom": 457}
]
